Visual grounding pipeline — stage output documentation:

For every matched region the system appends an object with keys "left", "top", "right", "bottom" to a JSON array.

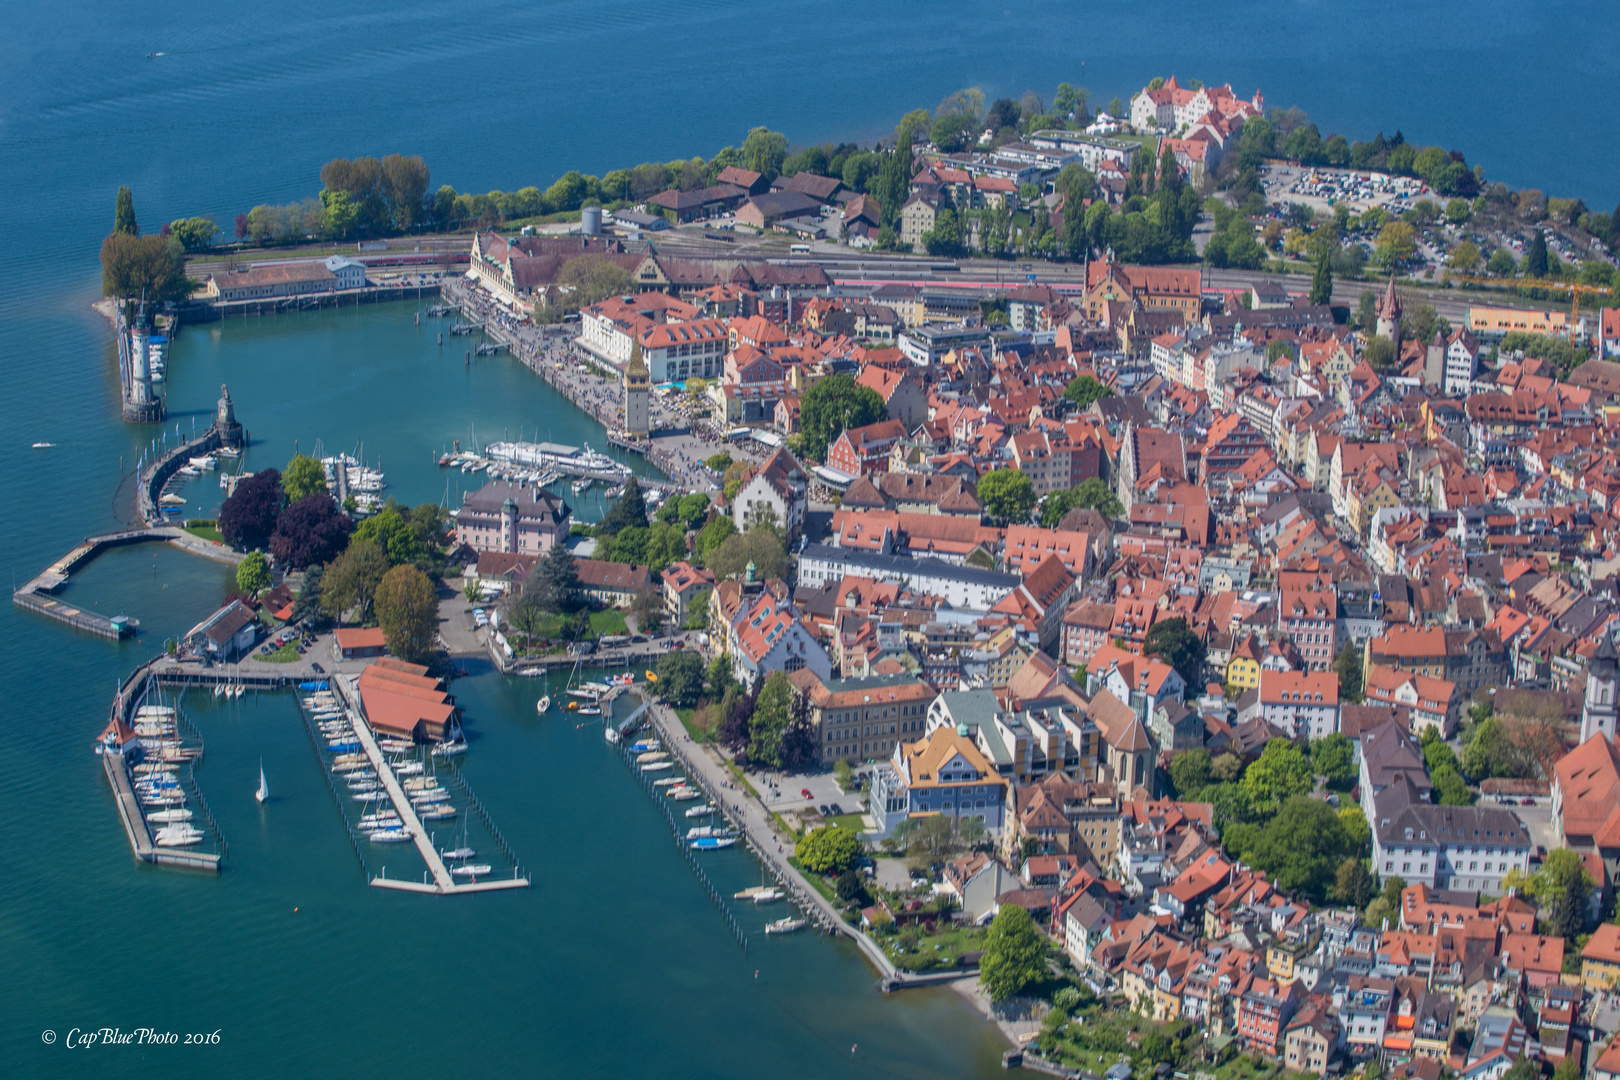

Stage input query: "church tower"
[
  {"left": 1375, "top": 277, "right": 1403, "bottom": 342},
  {"left": 623, "top": 338, "right": 650, "bottom": 440},
  {"left": 1582, "top": 632, "right": 1620, "bottom": 744}
]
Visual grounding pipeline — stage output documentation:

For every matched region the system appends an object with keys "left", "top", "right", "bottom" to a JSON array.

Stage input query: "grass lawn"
[
  {"left": 260, "top": 643, "right": 301, "bottom": 663},
  {"left": 675, "top": 706, "right": 714, "bottom": 743},
  {"left": 825, "top": 812, "right": 867, "bottom": 833},
  {"left": 787, "top": 857, "right": 838, "bottom": 902},
  {"left": 883, "top": 923, "right": 987, "bottom": 971},
  {"left": 184, "top": 520, "right": 224, "bottom": 544},
  {"left": 589, "top": 608, "right": 628, "bottom": 637}
]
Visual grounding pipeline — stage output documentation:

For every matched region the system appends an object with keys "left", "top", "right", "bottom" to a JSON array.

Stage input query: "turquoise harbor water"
[{"left": 2, "top": 1, "right": 1618, "bottom": 1075}]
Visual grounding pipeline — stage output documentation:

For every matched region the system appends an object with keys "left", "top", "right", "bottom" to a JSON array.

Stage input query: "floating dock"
[
  {"left": 331, "top": 678, "right": 528, "bottom": 896},
  {"left": 101, "top": 749, "right": 220, "bottom": 872}
]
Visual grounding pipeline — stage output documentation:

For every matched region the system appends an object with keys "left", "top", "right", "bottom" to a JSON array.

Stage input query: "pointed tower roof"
[
  {"left": 626, "top": 339, "right": 648, "bottom": 378},
  {"left": 1594, "top": 631, "right": 1619, "bottom": 674},
  {"left": 1377, "top": 277, "right": 1402, "bottom": 320}
]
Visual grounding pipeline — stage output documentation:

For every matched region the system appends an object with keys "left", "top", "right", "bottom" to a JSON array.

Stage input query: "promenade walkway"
[{"left": 640, "top": 700, "right": 902, "bottom": 984}]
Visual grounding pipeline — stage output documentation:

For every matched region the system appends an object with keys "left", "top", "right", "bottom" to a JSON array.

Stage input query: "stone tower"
[
  {"left": 623, "top": 338, "right": 650, "bottom": 439},
  {"left": 1375, "top": 277, "right": 1402, "bottom": 342},
  {"left": 213, "top": 384, "right": 245, "bottom": 449},
  {"left": 121, "top": 317, "right": 165, "bottom": 423},
  {"left": 1582, "top": 632, "right": 1620, "bottom": 744}
]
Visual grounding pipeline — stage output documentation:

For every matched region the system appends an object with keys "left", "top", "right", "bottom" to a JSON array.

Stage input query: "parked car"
[{"left": 310, "top": 662, "right": 324, "bottom": 674}]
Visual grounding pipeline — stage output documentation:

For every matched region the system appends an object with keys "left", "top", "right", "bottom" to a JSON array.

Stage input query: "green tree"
[
  {"left": 530, "top": 540, "right": 579, "bottom": 612},
  {"left": 320, "top": 189, "right": 359, "bottom": 240},
  {"left": 747, "top": 671, "right": 795, "bottom": 767},
  {"left": 292, "top": 565, "right": 329, "bottom": 630},
  {"left": 1524, "top": 230, "right": 1549, "bottom": 278},
  {"left": 1364, "top": 336, "right": 1397, "bottom": 373},
  {"left": 1534, "top": 848, "right": 1593, "bottom": 939},
  {"left": 1334, "top": 857, "right": 1376, "bottom": 907},
  {"left": 167, "top": 217, "right": 218, "bottom": 251},
  {"left": 1143, "top": 617, "right": 1205, "bottom": 688},
  {"left": 976, "top": 468, "right": 1035, "bottom": 523},
  {"left": 1169, "top": 748, "right": 1212, "bottom": 797},
  {"left": 798, "top": 374, "right": 887, "bottom": 462},
  {"left": 1339, "top": 805, "right": 1371, "bottom": 850},
  {"left": 1487, "top": 247, "right": 1518, "bottom": 276},
  {"left": 656, "top": 651, "right": 705, "bottom": 707},
  {"left": 1432, "top": 766, "right": 1474, "bottom": 806},
  {"left": 235, "top": 551, "right": 271, "bottom": 598},
  {"left": 114, "top": 186, "right": 139, "bottom": 236},
  {"left": 1374, "top": 221, "right": 1417, "bottom": 268},
  {"left": 1063, "top": 375, "right": 1113, "bottom": 408},
  {"left": 980, "top": 904, "right": 1046, "bottom": 1004},
  {"left": 380, "top": 154, "right": 430, "bottom": 230},
  {"left": 1310, "top": 247, "right": 1333, "bottom": 306},
  {"left": 282, "top": 454, "right": 329, "bottom": 502},
  {"left": 351, "top": 508, "right": 423, "bottom": 566},
  {"left": 1211, "top": 752, "right": 1244, "bottom": 783},
  {"left": 921, "top": 207, "right": 966, "bottom": 256},
  {"left": 100, "top": 233, "right": 196, "bottom": 305},
  {"left": 707, "top": 528, "right": 786, "bottom": 583},
  {"left": 320, "top": 537, "right": 390, "bottom": 623},
  {"left": 1241, "top": 738, "right": 1314, "bottom": 815},
  {"left": 599, "top": 474, "right": 650, "bottom": 537},
  {"left": 1448, "top": 240, "right": 1484, "bottom": 273},
  {"left": 696, "top": 515, "right": 737, "bottom": 564},
  {"left": 1039, "top": 488, "right": 1081, "bottom": 528},
  {"left": 741, "top": 127, "right": 789, "bottom": 181},
  {"left": 795, "top": 824, "right": 863, "bottom": 875},
  {"left": 374, "top": 563, "right": 438, "bottom": 663},
  {"left": 1245, "top": 796, "right": 1356, "bottom": 901},
  {"left": 1070, "top": 477, "right": 1122, "bottom": 519},
  {"left": 1311, "top": 733, "right": 1356, "bottom": 788},
  {"left": 1332, "top": 643, "right": 1364, "bottom": 703}
]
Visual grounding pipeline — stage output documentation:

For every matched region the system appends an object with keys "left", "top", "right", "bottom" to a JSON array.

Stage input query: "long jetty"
[
  {"left": 14, "top": 422, "right": 245, "bottom": 639},
  {"left": 100, "top": 664, "right": 222, "bottom": 873},
  {"left": 329, "top": 675, "right": 528, "bottom": 896}
]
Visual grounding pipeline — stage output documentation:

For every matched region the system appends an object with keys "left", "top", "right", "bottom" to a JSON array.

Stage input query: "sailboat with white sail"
[{"left": 255, "top": 760, "right": 268, "bottom": 803}]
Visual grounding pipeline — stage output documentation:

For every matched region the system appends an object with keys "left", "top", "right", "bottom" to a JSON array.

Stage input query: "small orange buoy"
[{"left": 294, "top": 907, "right": 298, "bottom": 912}]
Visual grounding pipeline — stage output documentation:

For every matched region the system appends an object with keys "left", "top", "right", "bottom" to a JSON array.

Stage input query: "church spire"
[{"left": 627, "top": 338, "right": 648, "bottom": 378}]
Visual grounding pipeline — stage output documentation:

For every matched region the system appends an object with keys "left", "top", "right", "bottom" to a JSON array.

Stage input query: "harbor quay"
[{"left": 440, "top": 277, "right": 765, "bottom": 494}]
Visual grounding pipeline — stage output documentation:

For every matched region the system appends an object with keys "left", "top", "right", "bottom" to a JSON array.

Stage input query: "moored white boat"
[
  {"left": 146, "top": 808, "right": 194, "bottom": 823},
  {"left": 154, "top": 823, "right": 204, "bottom": 847},
  {"left": 641, "top": 761, "right": 673, "bottom": 772},
  {"left": 451, "top": 863, "right": 493, "bottom": 878},
  {"left": 689, "top": 836, "right": 737, "bottom": 850},
  {"left": 369, "top": 829, "right": 412, "bottom": 843},
  {"left": 765, "top": 917, "right": 807, "bottom": 934},
  {"left": 685, "top": 804, "right": 713, "bottom": 817}
]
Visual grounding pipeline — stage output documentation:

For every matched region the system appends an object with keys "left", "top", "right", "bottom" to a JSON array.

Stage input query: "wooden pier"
[
  {"left": 102, "top": 748, "right": 221, "bottom": 872},
  {"left": 336, "top": 680, "right": 528, "bottom": 896}
]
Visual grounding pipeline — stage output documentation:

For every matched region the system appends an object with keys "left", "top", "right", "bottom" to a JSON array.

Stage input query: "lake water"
[{"left": 2, "top": 1, "right": 1616, "bottom": 1074}]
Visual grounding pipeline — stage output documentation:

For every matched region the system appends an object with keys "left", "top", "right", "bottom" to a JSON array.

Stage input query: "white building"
[
  {"left": 324, "top": 255, "right": 368, "bottom": 290},
  {"left": 1371, "top": 796, "right": 1532, "bottom": 893},
  {"left": 728, "top": 591, "right": 832, "bottom": 690},
  {"left": 1241, "top": 670, "right": 1340, "bottom": 739},
  {"left": 734, "top": 448, "right": 808, "bottom": 539},
  {"left": 797, "top": 544, "right": 1018, "bottom": 612},
  {"left": 868, "top": 726, "right": 1008, "bottom": 839}
]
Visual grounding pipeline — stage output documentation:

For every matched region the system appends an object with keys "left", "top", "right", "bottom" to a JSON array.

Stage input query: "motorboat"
[
  {"left": 753, "top": 888, "right": 785, "bottom": 904},
  {"left": 577, "top": 706, "right": 601, "bottom": 716},
  {"left": 565, "top": 688, "right": 600, "bottom": 700},
  {"left": 765, "top": 917, "right": 807, "bottom": 934},
  {"left": 536, "top": 695, "right": 551, "bottom": 715},
  {"left": 629, "top": 740, "right": 661, "bottom": 754},
  {"left": 689, "top": 836, "right": 737, "bottom": 851},
  {"left": 451, "top": 864, "right": 493, "bottom": 878},
  {"left": 604, "top": 726, "right": 620, "bottom": 744},
  {"left": 685, "top": 804, "right": 713, "bottom": 817}
]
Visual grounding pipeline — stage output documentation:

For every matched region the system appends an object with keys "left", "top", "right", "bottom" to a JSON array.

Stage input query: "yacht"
[
  {"left": 536, "top": 695, "right": 551, "bottom": 715},
  {"left": 418, "top": 805, "right": 457, "bottom": 820},
  {"left": 369, "top": 829, "right": 412, "bottom": 843},
  {"left": 765, "top": 917, "right": 807, "bottom": 934},
  {"left": 604, "top": 726, "right": 620, "bottom": 744},
  {"left": 451, "top": 864, "right": 493, "bottom": 878},
  {"left": 752, "top": 888, "right": 785, "bottom": 904},
  {"left": 255, "top": 761, "right": 268, "bottom": 804},
  {"left": 442, "top": 845, "right": 476, "bottom": 860},
  {"left": 154, "top": 823, "right": 204, "bottom": 847},
  {"left": 689, "top": 836, "right": 737, "bottom": 851},
  {"left": 669, "top": 788, "right": 702, "bottom": 801},
  {"left": 146, "top": 808, "right": 194, "bottom": 824},
  {"left": 684, "top": 804, "right": 713, "bottom": 817},
  {"left": 432, "top": 738, "right": 468, "bottom": 758},
  {"left": 636, "top": 751, "right": 668, "bottom": 763},
  {"left": 641, "top": 761, "right": 673, "bottom": 773}
]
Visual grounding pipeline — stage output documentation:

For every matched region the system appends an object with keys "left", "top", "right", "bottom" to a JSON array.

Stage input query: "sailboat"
[
  {"left": 536, "top": 670, "right": 551, "bottom": 715},
  {"left": 255, "top": 760, "right": 268, "bottom": 803}
]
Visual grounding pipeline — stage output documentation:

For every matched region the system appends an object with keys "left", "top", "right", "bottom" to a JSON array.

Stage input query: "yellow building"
[
  {"left": 1583, "top": 924, "right": 1620, "bottom": 989},
  {"left": 1227, "top": 655, "right": 1261, "bottom": 690},
  {"left": 1468, "top": 306, "right": 1568, "bottom": 337}
]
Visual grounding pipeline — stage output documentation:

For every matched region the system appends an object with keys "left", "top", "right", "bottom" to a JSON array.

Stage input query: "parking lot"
[
  {"left": 1260, "top": 162, "right": 1430, "bottom": 216},
  {"left": 747, "top": 765, "right": 867, "bottom": 826}
]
